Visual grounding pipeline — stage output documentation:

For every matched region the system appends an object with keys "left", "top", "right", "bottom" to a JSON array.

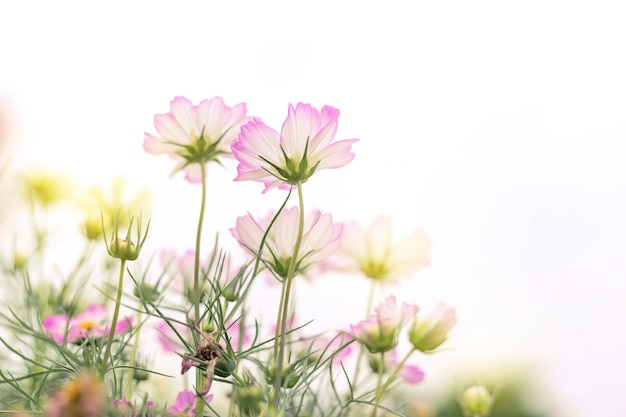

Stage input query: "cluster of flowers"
[{"left": 0, "top": 96, "right": 496, "bottom": 417}]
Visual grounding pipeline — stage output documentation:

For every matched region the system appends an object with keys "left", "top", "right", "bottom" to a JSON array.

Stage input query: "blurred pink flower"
[
  {"left": 155, "top": 320, "right": 191, "bottom": 353},
  {"left": 144, "top": 96, "right": 253, "bottom": 182},
  {"left": 167, "top": 390, "right": 212, "bottom": 416},
  {"left": 297, "top": 332, "right": 354, "bottom": 365},
  {"left": 44, "top": 372, "right": 106, "bottom": 417},
  {"left": 387, "top": 349, "right": 425, "bottom": 385},
  {"left": 232, "top": 102, "right": 358, "bottom": 192},
  {"left": 111, "top": 397, "right": 154, "bottom": 417},
  {"left": 224, "top": 318, "right": 251, "bottom": 351},
  {"left": 333, "top": 215, "right": 430, "bottom": 283},
  {"left": 349, "top": 295, "right": 419, "bottom": 353},
  {"left": 42, "top": 304, "right": 132, "bottom": 343},
  {"left": 159, "top": 248, "right": 241, "bottom": 300},
  {"left": 231, "top": 207, "right": 343, "bottom": 279}
]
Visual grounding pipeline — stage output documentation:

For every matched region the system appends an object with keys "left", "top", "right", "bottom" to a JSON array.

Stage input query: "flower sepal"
[{"left": 103, "top": 212, "right": 150, "bottom": 262}]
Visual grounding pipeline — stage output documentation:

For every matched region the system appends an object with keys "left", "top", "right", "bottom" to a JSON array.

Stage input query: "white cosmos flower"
[
  {"left": 231, "top": 207, "right": 343, "bottom": 279},
  {"left": 333, "top": 215, "right": 430, "bottom": 283}
]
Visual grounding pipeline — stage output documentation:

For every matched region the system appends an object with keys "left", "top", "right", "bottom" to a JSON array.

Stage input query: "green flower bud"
[
  {"left": 460, "top": 385, "right": 493, "bottom": 417},
  {"left": 109, "top": 238, "right": 140, "bottom": 261},
  {"left": 367, "top": 352, "right": 387, "bottom": 374},
  {"left": 133, "top": 283, "right": 160, "bottom": 304},
  {"left": 202, "top": 321, "right": 215, "bottom": 333},
  {"left": 84, "top": 210, "right": 104, "bottom": 240},
  {"left": 266, "top": 363, "right": 300, "bottom": 388},
  {"left": 133, "top": 369, "right": 150, "bottom": 381},
  {"left": 233, "top": 385, "right": 265, "bottom": 415},
  {"left": 13, "top": 252, "right": 27, "bottom": 270},
  {"left": 214, "top": 355, "right": 237, "bottom": 378},
  {"left": 103, "top": 212, "right": 149, "bottom": 262}
]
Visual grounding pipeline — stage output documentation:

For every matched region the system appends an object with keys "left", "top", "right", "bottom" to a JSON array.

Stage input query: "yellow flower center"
[
  {"left": 77, "top": 320, "right": 97, "bottom": 331},
  {"left": 361, "top": 260, "right": 390, "bottom": 281}
]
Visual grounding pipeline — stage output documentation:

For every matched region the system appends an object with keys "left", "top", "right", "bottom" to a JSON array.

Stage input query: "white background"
[{"left": 2, "top": 1, "right": 626, "bottom": 415}]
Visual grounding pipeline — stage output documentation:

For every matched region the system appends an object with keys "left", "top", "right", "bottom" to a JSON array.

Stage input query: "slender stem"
[
  {"left": 371, "top": 348, "right": 416, "bottom": 416},
  {"left": 272, "top": 271, "right": 289, "bottom": 359},
  {"left": 370, "top": 352, "right": 386, "bottom": 417},
  {"left": 351, "top": 282, "right": 378, "bottom": 389},
  {"left": 194, "top": 163, "right": 208, "bottom": 329},
  {"left": 194, "top": 163, "right": 208, "bottom": 417},
  {"left": 101, "top": 259, "right": 126, "bottom": 372},
  {"left": 272, "top": 182, "right": 305, "bottom": 406},
  {"left": 125, "top": 310, "right": 142, "bottom": 399}
]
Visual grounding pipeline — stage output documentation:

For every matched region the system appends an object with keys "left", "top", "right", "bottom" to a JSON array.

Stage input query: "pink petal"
[
  {"left": 280, "top": 103, "right": 321, "bottom": 156},
  {"left": 42, "top": 315, "right": 70, "bottom": 343},
  {"left": 400, "top": 364, "right": 425, "bottom": 384}
]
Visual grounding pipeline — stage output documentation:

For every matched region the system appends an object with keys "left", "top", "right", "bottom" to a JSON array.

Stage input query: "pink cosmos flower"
[
  {"left": 333, "top": 215, "right": 431, "bottom": 283},
  {"left": 159, "top": 249, "right": 208, "bottom": 297},
  {"left": 144, "top": 96, "right": 253, "bottom": 182},
  {"left": 349, "top": 295, "right": 419, "bottom": 353},
  {"left": 167, "top": 390, "right": 213, "bottom": 416},
  {"left": 408, "top": 302, "right": 457, "bottom": 352},
  {"left": 112, "top": 397, "right": 154, "bottom": 417},
  {"left": 231, "top": 207, "right": 343, "bottom": 279},
  {"left": 42, "top": 304, "right": 132, "bottom": 343},
  {"left": 160, "top": 248, "right": 242, "bottom": 301},
  {"left": 231, "top": 102, "right": 358, "bottom": 192}
]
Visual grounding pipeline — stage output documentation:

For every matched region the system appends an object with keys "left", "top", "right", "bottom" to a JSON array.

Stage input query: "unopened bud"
[
  {"left": 408, "top": 303, "right": 456, "bottom": 352},
  {"left": 13, "top": 252, "right": 27, "bottom": 270},
  {"left": 202, "top": 321, "right": 215, "bottom": 333},
  {"left": 266, "top": 363, "right": 300, "bottom": 388},
  {"left": 133, "top": 283, "right": 160, "bottom": 304},
  {"left": 109, "top": 238, "right": 139, "bottom": 261},
  {"left": 214, "top": 355, "right": 237, "bottom": 378},
  {"left": 103, "top": 212, "right": 150, "bottom": 262},
  {"left": 84, "top": 211, "right": 104, "bottom": 240},
  {"left": 460, "top": 385, "right": 493, "bottom": 417},
  {"left": 233, "top": 385, "right": 264, "bottom": 414}
]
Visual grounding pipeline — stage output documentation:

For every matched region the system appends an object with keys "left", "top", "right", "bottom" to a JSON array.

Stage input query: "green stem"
[
  {"left": 125, "top": 310, "right": 142, "bottom": 399},
  {"left": 371, "top": 348, "right": 416, "bottom": 416},
  {"left": 351, "top": 282, "right": 378, "bottom": 391},
  {"left": 370, "top": 352, "right": 386, "bottom": 417},
  {"left": 101, "top": 259, "right": 127, "bottom": 372},
  {"left": 194, "top": 163, "right": 208, "bottom": 417},
  {"left": 272, "top": 182, "right": 305, "bottom": 407}
]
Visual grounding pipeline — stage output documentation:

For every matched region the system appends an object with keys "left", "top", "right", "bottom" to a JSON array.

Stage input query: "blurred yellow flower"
[
  {"left": 21, "top": 169, "right": 72, "bottom": 207},
  {"left": 78, "top": 177, "right": 151, "bottom": 240}
]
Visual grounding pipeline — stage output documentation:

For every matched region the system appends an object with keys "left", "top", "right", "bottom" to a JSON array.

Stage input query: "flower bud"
[
  {"left": 84, "top": 211, "right": 104, "bottom": 240},
  {"left": 103, "top": 212, "right": 150, "bottom": 262},
  {"left": 133, "top": 283, "right": 160, "bottom": 304},
  {"left": 222, "top": 281, "right": 239, "bottom": 302},
  {"left": 13, "top": 252, "right": 27, "bottom": 270},
  {"left": 460, "top": 385, "right": 493, "bottom": 417},
  {"left": 133, "top": 369, "right": 150, "bottom": 381},
  {"left": 266, "top": 363, "right": 300, "bottom": 388},
  {"left": 109, "top": 238, "right": 139, "bottom": 261},
  {"left": 214, "top": 355, "right": 237, "bottom": 378},
  {"left": 202, "top": 321, "right": 215, "bottom": 333},
  {"left": 408, "top": 303, "right": 456, "bottom": 352},
  {"left": 233, "top": 385, "right": 265, "bottom": 414}
]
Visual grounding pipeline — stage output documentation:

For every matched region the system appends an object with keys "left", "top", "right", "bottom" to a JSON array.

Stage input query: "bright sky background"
[{"left": 2, "top": 1, "right": 626, "bottom": 415}]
